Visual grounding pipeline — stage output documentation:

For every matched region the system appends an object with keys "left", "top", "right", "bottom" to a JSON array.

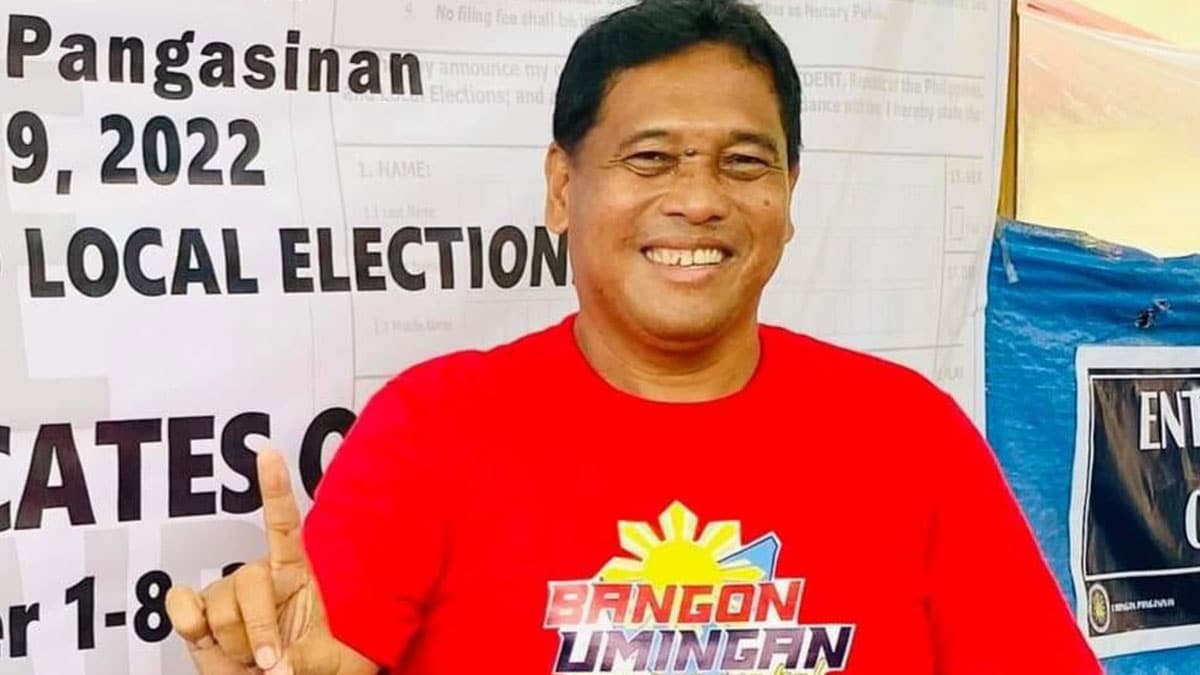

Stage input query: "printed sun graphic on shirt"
[
  {"left": 544, "top": 501, "right": 856, "bottom": 674},
  {"left": 599, "top": 503, "right": 765, "bottom": 592}
]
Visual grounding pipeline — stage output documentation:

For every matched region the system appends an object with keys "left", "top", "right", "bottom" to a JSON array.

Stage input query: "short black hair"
[{"left": 553, "top": 0, "right": 803, "bottom": 167}]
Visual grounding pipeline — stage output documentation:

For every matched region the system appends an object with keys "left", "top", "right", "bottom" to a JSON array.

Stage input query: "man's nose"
[{"left": 658, "top": 162, "right": 733, "bottom": 225}]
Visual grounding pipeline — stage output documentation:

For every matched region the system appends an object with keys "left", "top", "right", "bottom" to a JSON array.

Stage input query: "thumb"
[{"left": 234, "top": 563, "right": 285, "bottom": 671}]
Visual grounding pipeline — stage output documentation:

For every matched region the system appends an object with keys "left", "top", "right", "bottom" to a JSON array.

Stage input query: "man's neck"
[{"left": 572, "top": 310, "right": 761, "bottom": 403}]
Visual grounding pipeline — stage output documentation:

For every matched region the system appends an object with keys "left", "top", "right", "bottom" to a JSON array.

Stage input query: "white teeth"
[{"left": 644, "top": 247, "right": 726, "bottom": 267}]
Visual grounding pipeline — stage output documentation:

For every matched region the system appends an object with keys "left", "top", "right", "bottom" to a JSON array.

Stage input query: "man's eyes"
[
  {"left": 623, "top": 151, "right": 676, "bottom": 174},
  {"left": 627, "top": 151, "right": 673, "bottom": 163},
  {"left": 722, "top": 154, "right": 773, "bottom": 178},
  {"left": 726, "top": 154, "right": 769, "bottom": 166},
  {"left": 621, "top": 151, "right": 773, "bottom": 177}
]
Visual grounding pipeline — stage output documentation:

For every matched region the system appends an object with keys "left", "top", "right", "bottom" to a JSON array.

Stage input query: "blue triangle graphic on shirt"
[{"left": 718, "top": 533, "right": 781, "bottom": 580}]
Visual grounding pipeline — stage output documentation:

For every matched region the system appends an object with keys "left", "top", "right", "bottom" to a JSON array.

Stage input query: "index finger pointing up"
[{"left": 258, "top": 449, "right": 306, "bottom": 575}]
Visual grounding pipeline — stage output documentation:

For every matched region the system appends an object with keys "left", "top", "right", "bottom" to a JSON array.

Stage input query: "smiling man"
[{"left": 164, "top": 1, "right": 1103, "bottom": 673}]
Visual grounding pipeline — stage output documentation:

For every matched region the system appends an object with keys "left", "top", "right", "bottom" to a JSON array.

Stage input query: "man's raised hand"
[{"left": 165, "top": 449, "right": 341, "bottom": 675}]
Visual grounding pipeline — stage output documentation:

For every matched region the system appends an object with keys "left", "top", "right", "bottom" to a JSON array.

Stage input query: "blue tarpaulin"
[{"left": 986, "top": 219, "right": 1200, "bottom": 672}]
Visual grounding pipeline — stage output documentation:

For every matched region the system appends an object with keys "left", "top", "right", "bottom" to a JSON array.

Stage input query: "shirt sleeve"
[
  {"left": 925, "top": 391, "right": 1102, "bottom": 674},
  {"left": 302, "top": 373, "right": 451, "bottom": 671}
]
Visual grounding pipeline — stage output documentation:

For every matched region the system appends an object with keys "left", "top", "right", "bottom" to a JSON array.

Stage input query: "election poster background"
[
  {"left": 1071, "top": 347, "right": 1200, "bottom": 658},
  {"left": 0, "top": 1, "right": 1010, "bottom": 672}
]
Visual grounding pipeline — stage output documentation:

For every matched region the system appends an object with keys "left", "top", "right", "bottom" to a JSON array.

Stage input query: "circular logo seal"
[{"left": 1088, "top": 584, "right": 1111, "bottom": 634}]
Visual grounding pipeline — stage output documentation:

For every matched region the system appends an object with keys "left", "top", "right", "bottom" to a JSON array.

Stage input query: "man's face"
[{"left": 546, "top": 42, "right": 799, "bottom": 345}]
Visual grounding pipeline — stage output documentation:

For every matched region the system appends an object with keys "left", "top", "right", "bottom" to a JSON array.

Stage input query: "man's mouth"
[{"left": 642, "top": 247, "right": 729, "bottom": 268}]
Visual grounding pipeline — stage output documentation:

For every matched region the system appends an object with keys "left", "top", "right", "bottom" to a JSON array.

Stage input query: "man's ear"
[
  {"left": 544, "top": 143, "right": 572, "bottom": 235},
  {"left": 785, "top": 161, "right": 801, "bottom": 243}
]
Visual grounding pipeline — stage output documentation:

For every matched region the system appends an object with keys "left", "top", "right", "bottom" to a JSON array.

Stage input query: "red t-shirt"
[{"left": 303, "top": 314, "right": 1101, "bottom": 674}]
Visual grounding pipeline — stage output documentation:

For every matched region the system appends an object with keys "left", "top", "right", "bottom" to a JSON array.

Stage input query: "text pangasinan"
[{"left": 5, "top": 14, "right": 424, "bottom": 100}]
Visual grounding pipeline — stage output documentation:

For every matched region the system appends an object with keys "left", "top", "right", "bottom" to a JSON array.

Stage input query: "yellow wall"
[{"left": 1013, "top": 2, "right": 1200, "bottom": 257}]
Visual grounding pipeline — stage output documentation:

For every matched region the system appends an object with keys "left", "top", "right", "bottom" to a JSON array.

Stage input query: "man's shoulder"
[
  {"left": 761, "top": 325, "right": 982, "bottom": 467},
  {"left": 761, "top": 323, "right": 949, "bottom": 402}
]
